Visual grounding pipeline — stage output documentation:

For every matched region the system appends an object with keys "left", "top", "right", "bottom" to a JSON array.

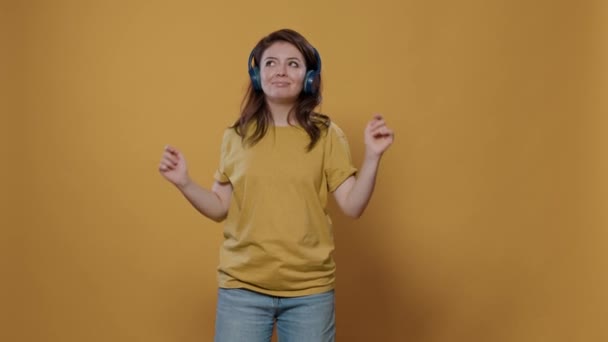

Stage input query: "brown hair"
[{"left": 232, "top": 28, "right": 329, "bottom": 151}]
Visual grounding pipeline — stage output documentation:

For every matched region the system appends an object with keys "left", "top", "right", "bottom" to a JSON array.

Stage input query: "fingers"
[
  {"left": 159, "top": 145, "right": 181, "bottom": 172},
  {"left": 368, "top": 114, "right": 386, "bottom": 130},
  {"left": 369, "top": 119, "right": 385, "bottom": 129},
  {"left": 370, "top": 126, "right": 394, "bottom": 139},
  {"left": 159, "top": 155, "right": 177, "bottom": 172},
  {"left": 367, "top": 114, "right": 394, "bottom": 139},
  {"left": 164, "top": 144, "right": 180, "bottom": 156}
]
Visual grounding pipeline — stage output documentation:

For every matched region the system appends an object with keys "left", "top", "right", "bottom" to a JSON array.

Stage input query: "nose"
[{"left": 276, "top": 64, "right": 287, "bottom": 76}]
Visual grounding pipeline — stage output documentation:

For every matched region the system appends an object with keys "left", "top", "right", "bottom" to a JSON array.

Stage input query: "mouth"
[{"left": 271, "top": 82, "right": 290, "bottom": 87}]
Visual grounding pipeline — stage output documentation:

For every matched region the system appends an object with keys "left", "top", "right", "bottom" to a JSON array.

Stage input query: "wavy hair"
[{"left": 232, "top": 28, "right": 329, "bottom": 151}]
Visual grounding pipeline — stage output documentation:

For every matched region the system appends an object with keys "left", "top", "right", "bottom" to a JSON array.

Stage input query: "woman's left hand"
[{"left": 364, "top": 114, "right": 394, "bottom": 159}]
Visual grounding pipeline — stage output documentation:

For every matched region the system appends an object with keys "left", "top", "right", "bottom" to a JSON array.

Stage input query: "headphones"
[{"left": 248, "top": 46, "right": 322, "bottom": 95}]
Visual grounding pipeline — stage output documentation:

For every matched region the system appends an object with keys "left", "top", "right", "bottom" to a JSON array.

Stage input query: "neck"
[{"left": 266, "top": 100, "right": 296, "bottom": 126}]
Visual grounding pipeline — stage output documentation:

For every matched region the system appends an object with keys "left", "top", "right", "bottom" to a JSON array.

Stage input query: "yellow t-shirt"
[{"left": 214, "top": 121, "right": 357, "bottom": 297}]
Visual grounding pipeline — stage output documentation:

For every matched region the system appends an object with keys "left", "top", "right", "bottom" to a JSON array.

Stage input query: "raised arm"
[
  {"left": 332, "top": 114, "right": 394, "bottom": 218},
  {"left": 159, "top": 145, "right": 232, "bottom": 222}
]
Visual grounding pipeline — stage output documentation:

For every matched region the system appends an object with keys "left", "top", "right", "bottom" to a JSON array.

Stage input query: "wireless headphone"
[{"left": 248, "top": 46, "right": 322, "bottom": 95}]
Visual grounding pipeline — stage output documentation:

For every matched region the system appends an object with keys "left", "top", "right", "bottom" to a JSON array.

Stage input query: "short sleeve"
[
  {"left": 325, "top": 123, "right": 358, "bottom": 192},
  {"left": 214, "top": 129, "right": 231, "bottom": 183}
]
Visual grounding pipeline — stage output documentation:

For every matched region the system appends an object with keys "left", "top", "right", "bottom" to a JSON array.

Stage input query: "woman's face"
[{"left": 260, "top": 41, "right": 307, "bottom": 104}]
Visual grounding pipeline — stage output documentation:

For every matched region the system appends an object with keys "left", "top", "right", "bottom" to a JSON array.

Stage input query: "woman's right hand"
[{"left": 159, "top": 145, "right": 190, "bottom": 188}]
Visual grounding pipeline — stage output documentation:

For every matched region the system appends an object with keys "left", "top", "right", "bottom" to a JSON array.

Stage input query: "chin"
[{"left": 267, "top": 93, "right": 299, "bottom": 104}]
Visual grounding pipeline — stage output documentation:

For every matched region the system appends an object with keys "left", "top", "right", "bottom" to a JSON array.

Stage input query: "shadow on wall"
[
  {"left": 332, "top": 207, "right": 439, "bottom": 342},
  {"left": 326, "top": 128, "right": 439, "bottom": 341}
]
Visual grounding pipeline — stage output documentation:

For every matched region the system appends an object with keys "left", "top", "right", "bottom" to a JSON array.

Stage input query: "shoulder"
[
  {"left": 310, "top": 112, "right": 345, "bottom": 137},
  {"left": 219, "top": 126, "right": 242, "bottom": 150},
  {"left": 221, "top": 126, "right": 240, "bottom": 139},
  {"left": 317, "top": 118, "right": 352, "bottom": 153},
  {"left": 326, "top": 121, "right": 349, "bottom": 140}
]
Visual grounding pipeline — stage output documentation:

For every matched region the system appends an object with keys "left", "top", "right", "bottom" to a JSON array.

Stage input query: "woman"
[{"left": 159, "top": 28, "right": 394, "bottom": 342}]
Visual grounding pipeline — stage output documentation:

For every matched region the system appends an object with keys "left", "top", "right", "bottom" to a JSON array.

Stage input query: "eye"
[
  {"left": 289, "top": 61, "right": 300, "bottom": 67},
  {"left": 264, "top": 60, "right": 276, "bottom": 67}
]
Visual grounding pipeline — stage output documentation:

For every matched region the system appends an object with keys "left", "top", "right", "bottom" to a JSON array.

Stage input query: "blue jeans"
[{"left": 214, "top": 288, "right": 335, "bottom": 342}]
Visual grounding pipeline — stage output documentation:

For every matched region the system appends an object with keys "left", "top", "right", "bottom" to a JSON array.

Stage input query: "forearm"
[
  {"left": 343, "top": 155, "right": 381, "bottom": 218},
  {"left": 177, "top": 180, "right": 227, "bottom": 222}
]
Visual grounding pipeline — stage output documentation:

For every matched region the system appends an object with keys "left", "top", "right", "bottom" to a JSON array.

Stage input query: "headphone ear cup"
[
  {"left": 249, "top": 67, "right": 262, "bottom": 91},
  {"left": 304, "top": 70, "right": 317, "bottom": 94}
]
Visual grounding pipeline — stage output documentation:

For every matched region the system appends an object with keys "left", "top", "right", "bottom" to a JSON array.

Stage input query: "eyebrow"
[{"left": 262, "top": 56, "right": 303, "bottom": 62}]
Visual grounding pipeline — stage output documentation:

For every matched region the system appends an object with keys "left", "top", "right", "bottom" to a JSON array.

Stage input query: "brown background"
[{"left": 2, "top": 0, "right": 607, "bottom": 341}]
